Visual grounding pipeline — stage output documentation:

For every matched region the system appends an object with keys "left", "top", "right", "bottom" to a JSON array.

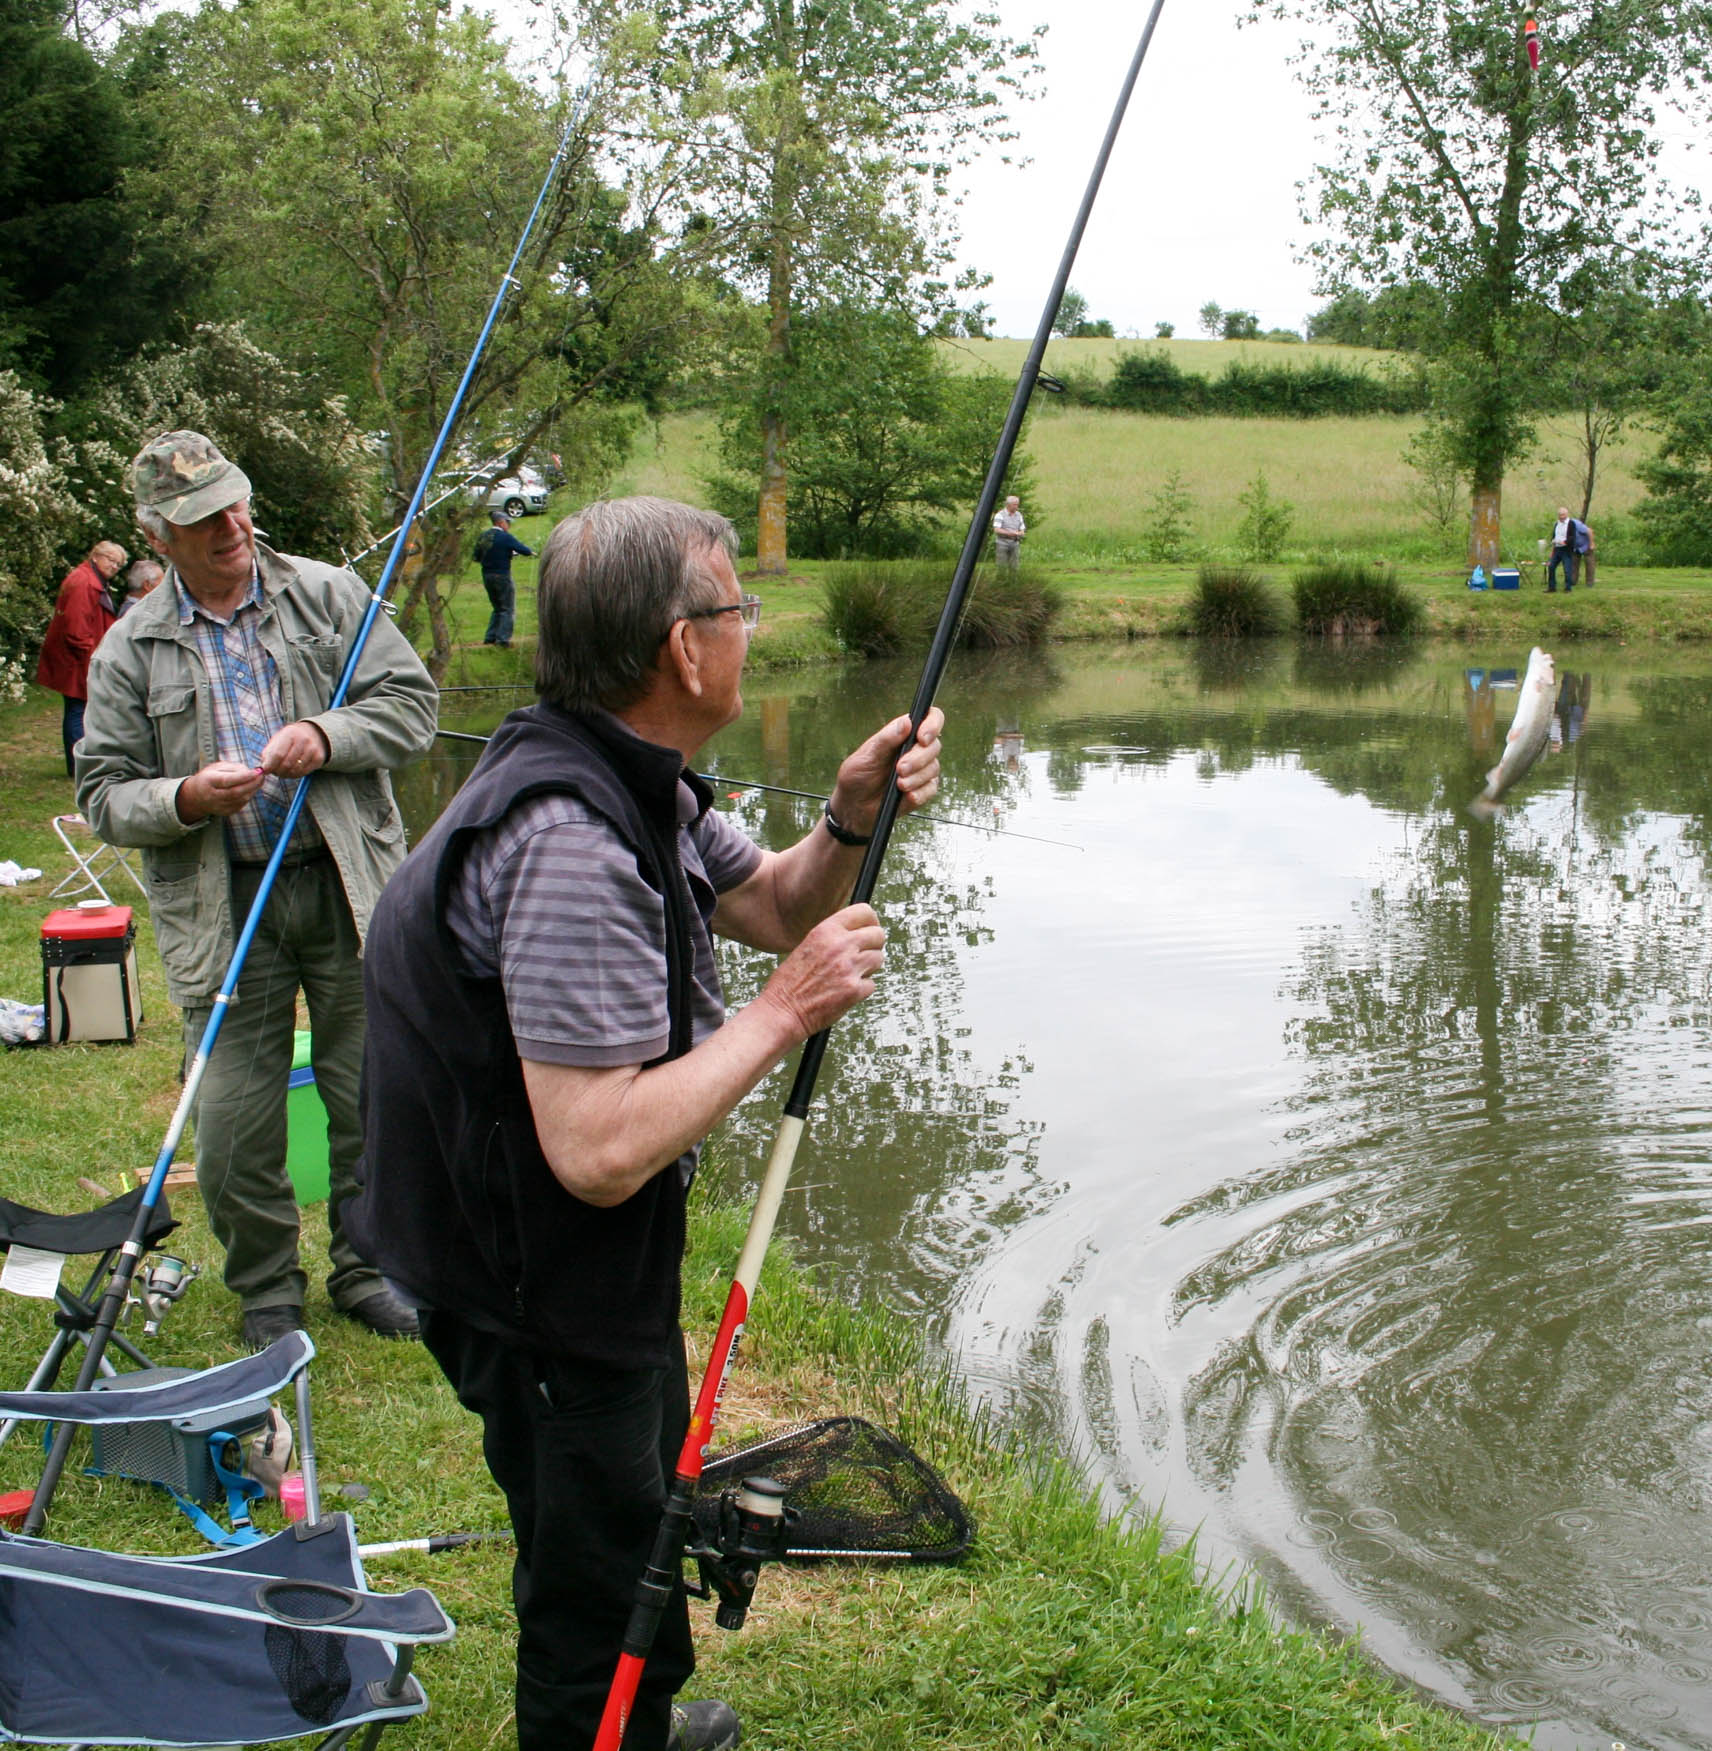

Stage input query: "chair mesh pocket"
[{"left": 265, "top": 1624, "right": 352, "bottom": 1726}]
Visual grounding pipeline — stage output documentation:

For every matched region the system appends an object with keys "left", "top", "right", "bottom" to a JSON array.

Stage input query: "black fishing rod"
[
  {"left": 593, "top": 5, "right": 1170, "bottom": 1743},
  {"left": 22, "top": 92, "right": 593, "bottom": 1538}
]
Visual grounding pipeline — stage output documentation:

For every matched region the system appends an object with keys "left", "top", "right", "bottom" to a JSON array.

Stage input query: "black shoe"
[
  {"left": 667, "top": 1701, "right": 740, "bottom": 1751},
  {"left": 242, "top": 1305, "right": 305, "bottom": 1351},
  {"left": 339, "top": 1287, "right": 420, "bottom": 1339}
]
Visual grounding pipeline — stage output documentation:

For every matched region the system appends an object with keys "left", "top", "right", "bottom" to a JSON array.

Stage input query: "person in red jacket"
[{"left": 35, "top": 540, "right": 127, "bottom": 774}]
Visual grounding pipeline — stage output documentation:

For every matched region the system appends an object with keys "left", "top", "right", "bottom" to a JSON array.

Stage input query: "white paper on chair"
[{"left": 1, "top": 1245, "right": 65, "bottom": 1298}]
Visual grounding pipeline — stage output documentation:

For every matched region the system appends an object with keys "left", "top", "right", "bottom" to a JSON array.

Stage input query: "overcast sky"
[
  {"left": 951, "top": 1, "right": 1326, "bottom": 339},
  {"left": 950, "top": 0, "right": 1712, "bottom": 340}
]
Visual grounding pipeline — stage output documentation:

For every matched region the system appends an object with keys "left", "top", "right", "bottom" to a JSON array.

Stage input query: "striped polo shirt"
[{"left": 447, "top": 784, "right": 763, "bottom": 1069}]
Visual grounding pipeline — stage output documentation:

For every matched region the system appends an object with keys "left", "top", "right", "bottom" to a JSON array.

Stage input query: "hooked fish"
[{"left": 1469, "top": 646, "right": 1556, "bottom": 818}]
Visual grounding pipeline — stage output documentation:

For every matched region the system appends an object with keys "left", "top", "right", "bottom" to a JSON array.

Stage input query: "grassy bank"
[{"left": 0, "top": 685, "right": 1521, "bottom": 1750}]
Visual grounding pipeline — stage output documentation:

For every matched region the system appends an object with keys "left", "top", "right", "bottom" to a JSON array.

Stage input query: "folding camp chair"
[
  {"left": 0, "top": 1188, "right": 176, "bottom": 1454},
  {"left": 0, "top": 1332, "right": 455, "bottom": 1749},
  {"left": 48, "top": 814, "right": 145, "bottom": 905}
]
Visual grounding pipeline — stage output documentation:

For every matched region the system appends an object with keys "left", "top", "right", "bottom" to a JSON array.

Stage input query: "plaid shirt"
[{"left": 174, "top": 569, "right": 323, "bottom": 862}]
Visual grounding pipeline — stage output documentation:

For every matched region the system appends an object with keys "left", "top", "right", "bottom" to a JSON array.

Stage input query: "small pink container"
[{"left": 279, "top": 1473, "right": 307, "bottom": 1522}]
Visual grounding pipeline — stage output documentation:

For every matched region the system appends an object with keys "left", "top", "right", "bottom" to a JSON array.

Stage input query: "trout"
[{"left": 1469, "top": 646, "right": 1556, "bottom": 818}]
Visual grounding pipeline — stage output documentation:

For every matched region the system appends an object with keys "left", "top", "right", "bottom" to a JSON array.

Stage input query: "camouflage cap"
[{"left": 130, "top": 430, "right": 252, "bottom": 525}]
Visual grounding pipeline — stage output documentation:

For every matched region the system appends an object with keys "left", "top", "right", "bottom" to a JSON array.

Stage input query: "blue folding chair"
[{"left": 0, "top": 1333, "right": 455, "bottom": 1749}]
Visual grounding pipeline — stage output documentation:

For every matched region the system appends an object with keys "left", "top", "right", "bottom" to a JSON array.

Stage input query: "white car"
[{"left": 471, "top": 466, "right": 549, "bottom": 518}]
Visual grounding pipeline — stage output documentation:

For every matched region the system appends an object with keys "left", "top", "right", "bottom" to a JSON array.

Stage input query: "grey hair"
[
  {"left": 125, "top": 557, "right": 164, "bottom": 591},
  {"left": 535, "top": 497, "right": 738, "bottom": 714},
  {"left": 135, "top": 505, "right": 170, "bottom": 543}
]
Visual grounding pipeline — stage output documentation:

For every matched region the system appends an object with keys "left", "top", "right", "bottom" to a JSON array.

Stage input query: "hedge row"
[{"left": 1099, "top": 351, "right": 1431, "bottom": 418}]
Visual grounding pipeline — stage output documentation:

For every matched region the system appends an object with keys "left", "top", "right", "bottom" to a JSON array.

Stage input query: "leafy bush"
[
  {"left": 821, "top": 561, "right": 1060, "bottom": 656},
  {"left": 710, "top": 305, "right": 1033, "bottom": 560},
  {"left": 1291, "top": 559, "right": 1423, "bottom": 636},
  {"left": 1107, "top": 351, "right": 1205, "bottom": 415},
  {"left": 1189, "top": 566, "right": 1285, "bottom": 637},
  {"left": 1235, "top": 472, "right": 1295, "bottom": 562}
]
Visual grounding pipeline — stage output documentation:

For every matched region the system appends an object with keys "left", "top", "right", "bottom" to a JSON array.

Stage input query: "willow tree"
[
  {"left": 586, "top": 0, "right": 1039, "bottom": 572},
  {"left": 1257, "top": 0, "right": 1712, "bottom": 571}
]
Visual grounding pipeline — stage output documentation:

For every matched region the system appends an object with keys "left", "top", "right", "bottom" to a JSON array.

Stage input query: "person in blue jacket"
[{"left": 475, "top": 512, "right": 534, "bottom": 647}]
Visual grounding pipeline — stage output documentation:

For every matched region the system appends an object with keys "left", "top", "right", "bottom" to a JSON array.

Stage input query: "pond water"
[{"left": 421, "top": 642, "right": 1712, "bottom": 1751}]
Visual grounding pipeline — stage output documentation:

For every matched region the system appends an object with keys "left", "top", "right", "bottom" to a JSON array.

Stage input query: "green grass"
[
  {"left": 0, "top": 684, "right": 1521, "bottom": 1751},
  {"left": 601, "top": 404, "right": 1660, "bottom": 571},
  {"left": 935, "top": 335, "right": 1403, "bottom": 382}
]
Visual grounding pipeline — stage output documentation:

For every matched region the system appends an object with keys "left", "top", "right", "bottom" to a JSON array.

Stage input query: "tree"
[
  {"left": 1260, "top": 0, "right": 1712, "bottom": 571},
  {"left": 132, "top": 0, "right": 704, "bottom": 672},
  {"left": 0, "top": 0, "right": 195, "bottom": 395},
  {"left": 1154, "top": 321, "right": 1175, "bottom": 339},
  {"left": 1234, "top": 470, "right": 1294, "bottom": 562},
  {"left": 1636, "top": 382, "right": 1712, "bottom": 566},
  {"left": 706, "top": 303, "right": 1032, "bottom": 559},
  {"left": 1198, "top": 301, "right": 1224, "bottom": 338},
  {"left": 1220, "top": 308, "right": 1260, "bottom": 340},
  {"left": 586, "top": 0, "right": 1040, "bottom": 573},
  {"left": 1054, "top": 288, "right": 1090, "bottom": 338}
]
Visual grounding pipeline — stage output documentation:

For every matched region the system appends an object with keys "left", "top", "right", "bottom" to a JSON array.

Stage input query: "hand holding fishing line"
[{"left": 175, "top": 760, "right": 267, "bottom": 820}]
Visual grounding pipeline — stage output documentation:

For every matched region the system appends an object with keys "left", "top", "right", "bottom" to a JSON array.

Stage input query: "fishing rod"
[
  {"left": 22, "top": 92, "right": 593, "bottom": 1538},
  {"left": 593, "top": 5, "right": 1170, "bottom": 1742},
  {"left": 428, "top": 728, "right": 1081, "bottom": 849}
]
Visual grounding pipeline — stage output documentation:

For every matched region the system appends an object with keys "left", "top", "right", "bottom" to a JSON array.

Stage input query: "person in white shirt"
[
  {"left": 991, "top": 494, "right": 1026, "bottom": 567},
  {"left": 1547, "top": 506, "right": 1580, "bottom": 592}
]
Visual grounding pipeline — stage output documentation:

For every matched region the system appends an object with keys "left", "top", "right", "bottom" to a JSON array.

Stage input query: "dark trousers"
[
  {"left": 420, "top": 1313, "right": 696, "bottom": 1751},
  {"left": 60, "top": 695, "right": 85, "bottom": 776},
  {"left": 1546, "top": 544, "right": 1578, "bottom": 591},
  {"left": 482, "top": 572, "right": 515, "bottom": 646}
]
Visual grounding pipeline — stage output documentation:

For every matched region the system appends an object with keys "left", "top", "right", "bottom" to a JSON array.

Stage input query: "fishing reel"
[
  {"left": 685, "top": 1476, "right": 794, "bottom": 1632},
  {"left": 123, "top": 1253, "right": 201, "bottom": 1335}
]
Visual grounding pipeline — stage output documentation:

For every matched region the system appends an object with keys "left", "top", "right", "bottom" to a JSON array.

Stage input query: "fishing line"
[
  {"left": 594, "top": 5, "right": 1170, "bottom": 1742},
  {"left": 428, "top": 729, "right": 1082, "bottom": 849},
  {"left": 23, "top": 85, "right": 597, "bottom": 1536}
]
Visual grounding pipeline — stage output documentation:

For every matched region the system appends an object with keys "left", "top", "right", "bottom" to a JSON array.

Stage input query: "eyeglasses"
[{"left": 682, "top": 592, "right": 763, "bottom": 634}]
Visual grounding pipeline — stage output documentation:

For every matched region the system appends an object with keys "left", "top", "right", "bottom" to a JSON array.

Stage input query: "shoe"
[
  {"left": 242, "top": 1304, "right": 305, "bottom": 1350},
  {"left": 666, "top": 1701, "right": 741, "bottom": 1751},
  {"left": 339, "top": 1287, "right": 420, "bottom": 1339}
]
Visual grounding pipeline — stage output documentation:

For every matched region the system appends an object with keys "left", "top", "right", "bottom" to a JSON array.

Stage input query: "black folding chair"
[
  {"left": 0, "top": 1189, "right": 177, "bottom": 1453},
  {"left": 0, "top": 1333, "right": 456, "bottom": 1749}
]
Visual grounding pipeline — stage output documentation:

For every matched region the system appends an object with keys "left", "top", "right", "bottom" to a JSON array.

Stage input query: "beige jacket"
[{"left": 76, "top": 542, "right": 438, "bottom": 1004}]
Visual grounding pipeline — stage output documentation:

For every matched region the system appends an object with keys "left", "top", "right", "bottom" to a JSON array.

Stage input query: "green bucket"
[{"left": 284, "top": 1029, "right": 330, "bottom": 1204}]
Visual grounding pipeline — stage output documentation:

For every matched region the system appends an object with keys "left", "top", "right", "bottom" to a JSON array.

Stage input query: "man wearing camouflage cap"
[{"left": 77, "top": 430, "right": 438, "bottom": 1349}]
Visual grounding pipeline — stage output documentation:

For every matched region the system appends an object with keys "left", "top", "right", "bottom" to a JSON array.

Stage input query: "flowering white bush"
[{"left": 0, "top": 372, "right": 82, "bottom": 664}]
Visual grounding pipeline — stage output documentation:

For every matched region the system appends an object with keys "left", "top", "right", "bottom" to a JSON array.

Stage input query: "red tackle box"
[{"left": 40, "top": 902, "right": 143, "bottom": 1044}]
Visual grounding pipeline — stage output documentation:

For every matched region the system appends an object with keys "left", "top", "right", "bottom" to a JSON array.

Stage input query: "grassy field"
[
  {"left": 935, "top": 335, "right": 1403, "bottom": 382},
  {"left": 0, "top": 682, "right": 1524, "bottom": 1751},
  {"left": 607, "top": 403, "right": 1658, "bottom": 569}
]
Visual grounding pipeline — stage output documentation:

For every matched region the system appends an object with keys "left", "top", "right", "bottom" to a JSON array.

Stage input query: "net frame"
[{"left": 694, "top": 1417, "right": 973, "bottom": 1563}]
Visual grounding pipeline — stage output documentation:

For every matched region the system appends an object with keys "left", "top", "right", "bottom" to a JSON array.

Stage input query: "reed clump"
[
  {"left": 1291, "top": 558, "right": 1423, "bottom": 637},
  {"left": 1188, "top": 565, "right": 1287, "bottom": 637},
  {"left": 821, "top": 561, "right": 1062, "bottom": 657}
]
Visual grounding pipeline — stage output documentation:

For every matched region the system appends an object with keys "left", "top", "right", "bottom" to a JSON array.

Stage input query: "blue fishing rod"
[
  {"left": 595, "top": 3, "right": 1170, "bottom": 1742},
  {"left": 23, "top": 94, "right": 591, "bottom": 1536}
]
